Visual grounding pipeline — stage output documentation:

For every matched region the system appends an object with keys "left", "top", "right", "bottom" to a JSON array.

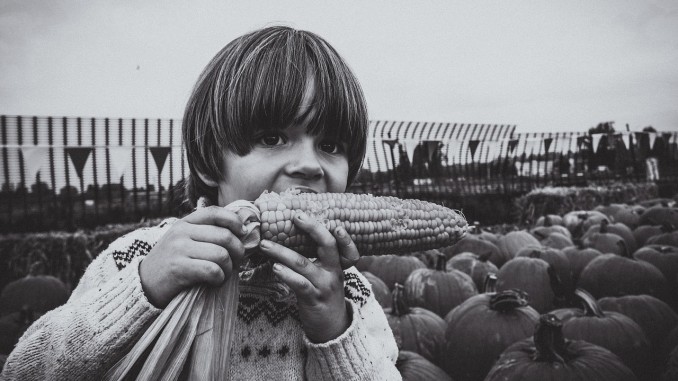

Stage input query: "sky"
[{"left": 1, "top": 0, "right": 677, "bottom": 134}]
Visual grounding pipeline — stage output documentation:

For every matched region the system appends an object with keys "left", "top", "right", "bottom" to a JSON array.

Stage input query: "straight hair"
[{"left": 182, "top": 25, "right": 369, "bottom": 207}]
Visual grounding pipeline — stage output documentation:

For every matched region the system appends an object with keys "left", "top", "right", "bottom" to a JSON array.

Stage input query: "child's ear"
[{"left": 196, "top": 171, "right": 219, "bottom": 187}]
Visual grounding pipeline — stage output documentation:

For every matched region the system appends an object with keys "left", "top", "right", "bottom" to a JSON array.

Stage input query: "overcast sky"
[{"left": 1, "top": 0, "right": 677, "bottom": 134}]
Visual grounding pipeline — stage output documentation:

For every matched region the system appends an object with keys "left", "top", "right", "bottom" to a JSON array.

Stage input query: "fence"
[{"left": 1, "top": 115, "right": 677, "bottom": 232}]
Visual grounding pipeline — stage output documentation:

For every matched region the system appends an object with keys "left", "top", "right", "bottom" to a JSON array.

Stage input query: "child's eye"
[
  {"left": 257, "top": 132, "right": 286, "bottom": 146},
  {"left": 319, "top": 140, "right": 344, "bottom": 154}
]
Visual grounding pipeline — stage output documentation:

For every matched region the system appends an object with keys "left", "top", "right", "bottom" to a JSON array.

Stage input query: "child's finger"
[
  {"left": 184, "top": 224, "right": 245, "bottom": 264},
  {"left": 271, "top": 263, "right": 317, "bottom": 299},
  {"left": 292, "top": 212, "right": 341, "bottom": 269},
  {"left": 180, "top": 257, "right": 226, "bottom": 287},
  {"left": 332, "top": 226, "right": 360, "bottom": 270},
  {"left": 259, "top": 240, "right": 321, "bottom": 285},
  {"left": 186, "top": 241, "right": 234, "bottom": 276},
  {"left": 182, "top": 206, "right": 247, "bottom": 237}
]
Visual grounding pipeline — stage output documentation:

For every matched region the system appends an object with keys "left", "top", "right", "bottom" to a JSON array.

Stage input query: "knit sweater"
[{"left": 1, "top": 218, "right": 401, "bottom": 380}]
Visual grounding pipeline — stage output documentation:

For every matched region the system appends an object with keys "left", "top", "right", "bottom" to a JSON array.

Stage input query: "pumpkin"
[
  {"left": 485, "top": 313, "right": 637, "bottom": 381},
  {"left": 470, "top": 221, "right": 501, "bottom": 244},
  {"left": 537, "top": 232, "right": 573, "bottom": 250},
  {"left": 405, "top": 249, "right": 442, "bottom": 269},
  {"left": 646, "top": 225, "right": 678, "bottom": 247},
  {"left": 563, "top": 210, "right": 611, "bottom": 238},
  {"left": 442, "top": 235, "right": 506, "bottom": 268},
  {"left": 445, "top": 251, "right": 499, "bottom": 291},
  {"left": 550, "top": 289, "right": 651, "bottom": 377},
  {"left": 361, "top": 271, "right": 391, "bottom": 309},
  {"left": 496, "top": 257, "right": 558, "bottom": 313},
  {"left": 633, "top": 224, "right": 664, "bottom": 247},
  {"left": 515, "top": 246, "right": 574, "bottom": 301},
  {"left": 562, "top": 240, "right": 603, "bottom": 285},
  {"left": 395, "top": 350, "right": 452, "bottom": 381},
  {"left": 531, "top": 215, "right": 571, "bottom": 240},
  {"left": 404, "top": 253, "right": 477, "bottom": 317},
  {"left": 496, "top": 231, "right": 541, "bottom": 261},
  {"left": 583, "top": 221, "right": 638, "bottom": 253},
  {"left": 638, "top": 205, "right": 678, "bottom": 227},
  {"left": 578, "top": 249, "right": 669, "bottom": 302},
  {"left": 0, "top": 308, "right": 34, "bottom": 355},
  {"left": 633, "top": 244, "right": 678, "bottom": 310},
  {"left": 535, "top": 214, "right": 564, "bottom": 227},
  {"left": 581, "top": 220, "right": 629, "bottom": 255},
  {"left": 595, "top": 203, "right": 629, "bottom": 218},
  {"left": 361, "top": 255, "right": 426, "bottom": 290},
  {"left": 443, "top": 288, "right": 539, "bottom": 381},
  {"left": 384, "top": 284, "right": 447, "bottom": 365},
  {"left": 596, "top": 203, "right": 641, "bottom": 229},
  {"left": 0, "top": 272, "right": 69, "bottom": 318},
  {"left": 598, "top": 294, "right": 678, "bottom": 369}
]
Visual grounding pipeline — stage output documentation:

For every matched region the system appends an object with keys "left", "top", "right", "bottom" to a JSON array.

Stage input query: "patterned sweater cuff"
[
  {"left": 88, "top": 256, "right": 161, "bottom": 337},
  {"left": 303, "top": 300, "right": 375, "bottom": 379}
]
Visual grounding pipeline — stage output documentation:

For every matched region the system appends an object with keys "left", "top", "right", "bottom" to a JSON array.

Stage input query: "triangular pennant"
[
  {"left": 401, "top": 139, "right": 418, "bottom": 163},
  {"left": 20, "top": 146, "right": 49, "bottom": 182},
  {"left": 65, "top": 147, "right": 93, "bottom": 179},
  {"left": 620, "top": 133, "right": 630, "bottom": 150},
  {"left": 468, "top": 140, "right": 480, "bottom": 160},
  {"left": 543, "top": 137, "right": 553, "bottom": 154},
  {"left": 508, "top": 139, "right": 519, "bottom": 153},
  {"left": 648, "top": 132, "right": 657, "bottom": 149},
  {"left": 149, "top": 146, "right": 171, "bottom": 175},
  {"left": 109, "top": 147, "right": 134, "bottom": 179},
  {"left": 591, "top": 134, "right": 603, "bottom": 153}
]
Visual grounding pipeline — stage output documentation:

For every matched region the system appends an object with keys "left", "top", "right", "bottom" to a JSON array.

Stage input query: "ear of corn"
[{"left": 254, "top": 190, "right": 468, "bottom": 256}]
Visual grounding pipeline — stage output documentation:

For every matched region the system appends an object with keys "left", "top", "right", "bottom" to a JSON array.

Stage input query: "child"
[{"left": 1, "top": 26, "right": 400, "bottom": 380}]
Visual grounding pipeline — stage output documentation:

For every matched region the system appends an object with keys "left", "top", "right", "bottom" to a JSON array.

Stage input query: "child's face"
[{"left": 213, "top": 80, "right": 349, "bottom": 206}]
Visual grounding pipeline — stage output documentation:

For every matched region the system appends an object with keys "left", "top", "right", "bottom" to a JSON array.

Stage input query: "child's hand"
[
  {"left": 259, "top": 211, "right": 360, "bottom": 343},
  {"left": 139, "top": 207, "right": 247, "bottom": 308}
]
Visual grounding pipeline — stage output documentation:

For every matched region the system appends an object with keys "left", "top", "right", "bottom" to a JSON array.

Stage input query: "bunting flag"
[
  {"left": 648, "top": 132, "right": 657, "bottom": 149},
  {"left": 108, "top": 147, "right": 134, "bottom": 179},
  {"left": 620, "top": 133, "right": 631, "bottom": 150},
  {"left": 662, "top": 132, "right": 673, "bottom": 144},
  {"left": 65, "top": 147, "right": 93, "bottom": 179},
  {"left": 468, "top": 140, "right": 480, "bottom": 160},
  {"left": 577, "top": 136, "right": 588, "bottom": 150},
  {"left": 149, "top": 146, "right": 171, "bottom": 175},
  {"left": 400, "top": 139, "right": 418, "bottom": 163},
  {"left": 20, "top": 146, "right": 50, "bottom": 182},
  {"left": 508, "top": 139, "right": 519, "bottom": 153},
  {"left": 591, "top": 134, "right": 603, "bottom": 154},
  {"left": 543, "top": 137, "right": 553, "bottom": 154}
]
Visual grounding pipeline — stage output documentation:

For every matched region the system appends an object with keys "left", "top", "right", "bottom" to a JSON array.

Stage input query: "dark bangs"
[{"left": 183, "top": 26, "right": 368, "bottom": 206}]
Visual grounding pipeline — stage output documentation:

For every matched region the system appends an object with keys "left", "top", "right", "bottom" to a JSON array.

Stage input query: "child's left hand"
[{"left": 259, "top": 211, "right": 360, "bottom": 343}]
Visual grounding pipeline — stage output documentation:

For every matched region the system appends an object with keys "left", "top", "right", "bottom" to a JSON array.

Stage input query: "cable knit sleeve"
[
  {"left": 0, "top": 221, "right": 175, "bottom": 381},
  {"left": 304, "top": 267, "right": 401, "bottom": 381}
]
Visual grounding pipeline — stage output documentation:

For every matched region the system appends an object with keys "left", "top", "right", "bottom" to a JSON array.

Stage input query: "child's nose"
[{"left": 286, "top": 143, "right": 324, "bottom": 180}]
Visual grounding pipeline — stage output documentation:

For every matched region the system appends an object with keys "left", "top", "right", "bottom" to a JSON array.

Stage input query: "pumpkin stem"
[
  {"left": 544, "top": 215, "right": 552, "bottom": 227},
  {"left": 28, "top": 261, "right": 43, "bottom": 277},
  {"left": 532, "top": 230, "right": 547, "bottom": 240},
  {"left": 661, "top": 223, "right": 675, "bottom": 233},
  {"left": 435, "top": 253, "right": 447, "bottom": 271},
  {"left": 574, "top": 289, "right": 605, "bottom": 317},
  {"left": 392, "top": 284, "right": 410, "bottom": 316},
  {"left": 617, "top": 241, "right": 630, "bottom": 258},
  {"left": 483, "top": 273, "right": 498, "bottom": 293},
  {"left": 472, "top": 221, "right": 481, "bottom": 235},
  {"left": 533, "top": 314, "right": 569, "bottom": 364},
  {"left": 489, "top": 289, "right": 529, "bottom": 311},
  {"left": 547, "top": 265, "right": 570, "bottom": 300},
  {"left": 528, "top": 249, "right": 543, "bottom": 259},
  {"left": 573, "top": 238, "right": 585, "bottom": 250},
  {"left": 599, "top": 219, "right": 609, "bottom": 234}
]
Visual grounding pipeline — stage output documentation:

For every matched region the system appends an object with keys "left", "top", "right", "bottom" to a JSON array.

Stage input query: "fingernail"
[
  {"left": 336, "top": 227, "right": 345, "bottom": 237},
  {"left": 260, "top": 240, "right": 271, "bottom": 249},
  {"left": 273, "top": 263, "right": 283, "bottom": 271}
]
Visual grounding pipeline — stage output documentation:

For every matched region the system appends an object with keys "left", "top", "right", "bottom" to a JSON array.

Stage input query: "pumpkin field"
[{"left": 1, "top": 186, "right": 678, "bottom": 380}]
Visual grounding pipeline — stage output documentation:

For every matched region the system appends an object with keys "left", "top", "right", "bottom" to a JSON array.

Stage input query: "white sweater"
[{"left": 1, "top": 218, "right": 400, "bottom": 380}]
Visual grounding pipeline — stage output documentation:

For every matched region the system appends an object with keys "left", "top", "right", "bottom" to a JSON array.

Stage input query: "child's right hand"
[{"left": 139, "top": 206, "right": 247, "bottom": 308}]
